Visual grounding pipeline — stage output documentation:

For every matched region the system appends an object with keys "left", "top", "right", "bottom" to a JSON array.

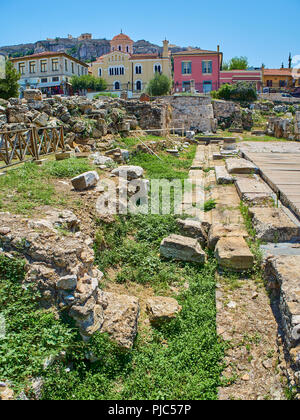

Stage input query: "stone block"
[
  {"left": 97, "top": 291, "right": 140, "bottom": 349},
  {"left": 112, "top": 165, "right": 144, "bottom": 180},
  {"left": 55, "top": 152, "right": 74, "bottom": 161},
  {"left": 24, "top": 89, "right": 43, "bottom": 101},
  {"left": 71, "top": 171, "right": 100, "bottom": 191},
  {"left": 57, "top": 275, "right": 77, "bottom": 290},
  {"left": 215, "top": 236, "right": 254, "bottom": 270},
  {"left": 235, "top": 177, "right": 274, "bottom": 206},
  {"left": 215, "top": 166, "right": 234, "bottom": 184},
  {"left": 208, "top": 223, "right": 249, "bottom": 250},
  {"left": 226, "top": 158, "right": 257, "bottom": 174},
  {"left": 248, "top": 207, "right": 300, "bottom": 242},
  {"left": 146, "top": 296, "right": 182, "bottom": 325},
  {"left": 177, "top": 218, "right": 207, "bottom": 247},
  {"left": 160, "top": 234, "right": 206, "bottom": 263}
]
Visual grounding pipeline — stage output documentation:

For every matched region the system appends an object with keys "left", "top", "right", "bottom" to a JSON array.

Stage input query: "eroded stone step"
[
  {"left": 235, "top": 176, "right": 275, "bottom": 206},
  {"left": 214, "top": 236, "right": 254, "bottom": 271},
  {"left": 226, "top": 158, "right": 257, "bottom": 174},
  {"left": 215, "top": 166, "right": 235, "bottom": 185},
  {"left": 249, "top": 207, "right": 300, "bottom": 243}
]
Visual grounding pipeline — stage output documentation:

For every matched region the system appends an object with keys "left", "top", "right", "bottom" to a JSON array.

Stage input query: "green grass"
[
  {"left": 204, "top": 199, "right": 217, "bottom": 212},
  {"left": 129, "top": 146, "right": 196, "bottom": 181},
  {"left": 0, "top": 216, "right": 225, "bottom": 400},
  {"left": 0, "top": 159, "right": 94, "bottom": 214},
  {"left": 0, "top": 143, "right": 225, "bottom": 400},
  {"left": 0, "top": 255, "right": 77, "bottom": 395},
  {"left": 94, "top": 92, "right": 119, "bottom": 99},
  {"left": 115, "top": 135, "right": 162, "bottom": 150},
  {"left": 94, "top": 214, "right": 183, "bottom": 291}
]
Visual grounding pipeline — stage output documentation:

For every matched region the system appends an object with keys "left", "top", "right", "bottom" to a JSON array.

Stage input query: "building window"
[
  {"left": 266, "top": 80, "right": 273, "bottom": 87},
  {"left": 182, "top": 61, "right": 192, "bottom": 75},
  {"left": 52, "top": 76, "right": 60, "bottom": 82},
  {"left": 182, "top": 81, "right": 191, "bottom": 91},
  {"left": 40, "top": 60, "right": 47, "bottom": 73},
  {"left": 29, "top": 61, "right": 36, "bottom": 74},
  {"left": 118, "top": 45, "right": 122, "bottom": 51},
  {"left": 154, "top": 63, "right": 161, "bottom": 73},
  {"left": 279, "top": 80, "right": 286, "bottom": 87},
  {"left": 114, "top": 81, "right": 121, "bottom": 90},
  {"left": 18, "top": 63, "right": 25, "bottom": 75},
  {"left": 52, "top": 59, "right": 59, "bottom": 71},
  {"left": 202, "top": 61, "right": 212, "bottom": 74},
  {"left": 109, "top": 66, "right": 125, "bottom": 76},
  {"left": 126, "top": 46, "right": 129, "bottom": 53},
  {"left": 135, "top": 65, "right": 142, "bottom": 75},
  {"left": 136, "top": 80, "right": 142, "bottom": 91},
  {"left": 65, "top": 60, "right": 68, "bottom": 71},
  {"left": 98, "top": 68, "right": 102, "bottom": 77},
  {"left": 71, "top": 62, "right": 74, "bottom": 73},
  {"left": 41, "top": 78, "right": 48, "bottom": 83},
  {"left": 203, "top": 81, "right": 213, "bottom": 93}
]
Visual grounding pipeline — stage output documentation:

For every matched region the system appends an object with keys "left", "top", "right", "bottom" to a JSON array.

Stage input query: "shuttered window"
[
  {"left": 202, "top": 61, "right": 212, "bottom": 74},
  {"left": 182, "top": 61, "right": 192, "bottom": 74}
]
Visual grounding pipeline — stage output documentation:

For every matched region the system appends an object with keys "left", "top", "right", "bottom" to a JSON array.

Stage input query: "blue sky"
[{"left": 0, "top": 0, "right": 299, "bottom": 68}]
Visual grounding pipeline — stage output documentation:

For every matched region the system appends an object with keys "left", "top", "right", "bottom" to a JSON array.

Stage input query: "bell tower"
[{"left": 162, "top": 39, "right": 169, "bottom": 59}]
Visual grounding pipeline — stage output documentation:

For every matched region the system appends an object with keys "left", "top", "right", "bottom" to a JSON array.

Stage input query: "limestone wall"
[{"left": 158, "top": 96, "right": 216, "bottom": 133}]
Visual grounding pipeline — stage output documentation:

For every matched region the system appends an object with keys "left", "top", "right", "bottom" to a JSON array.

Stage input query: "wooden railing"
[{"left": 0, "top": 126, "right": 65, "bottom": 168}]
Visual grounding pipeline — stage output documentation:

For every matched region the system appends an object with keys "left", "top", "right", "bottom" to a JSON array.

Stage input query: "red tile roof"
[
  {"left": 263, "top": 68, "right": 293, "bottom": 77},
  {"left": 112, "top": 33, "right": 133, "bottom": 42},
  {"left": 10, "top": 51, "right": 88, "bottom": 66},
  {"left": 173, "top": 48, "right": 220, "bottom": 55}
]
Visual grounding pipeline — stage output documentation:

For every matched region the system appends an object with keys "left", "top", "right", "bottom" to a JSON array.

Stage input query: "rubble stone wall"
[{"left": 266, "top": 112, "right": 300, "bottom": 141}]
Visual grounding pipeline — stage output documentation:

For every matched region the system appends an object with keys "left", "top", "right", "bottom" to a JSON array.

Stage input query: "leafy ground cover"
[{"left": 0, "top": 141, "right": 225, "bottom": 400}]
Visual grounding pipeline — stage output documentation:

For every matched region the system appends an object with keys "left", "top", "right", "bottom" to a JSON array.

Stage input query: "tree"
[
  {"left": 146, "top": 73, "right": 171, "bottom": 96},
  {"left": 222, "top": 61, "right": 229, "bottom": 71},
  {"left": 0, "top": 60, "right": 20, "bottom": 100},
  {"left": 211, "top": 82, "right": 257, "bottom": 102},
  {"left": 70, "top": 75, "right": 107, "bottom": 92},
  {"left": 227, "top": 56, "right": 249, "bottom": 70}
]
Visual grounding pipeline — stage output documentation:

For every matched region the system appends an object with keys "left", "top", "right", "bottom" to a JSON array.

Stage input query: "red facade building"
[{"left": 173, "top": 47, "right": 223, "bottom": 93}]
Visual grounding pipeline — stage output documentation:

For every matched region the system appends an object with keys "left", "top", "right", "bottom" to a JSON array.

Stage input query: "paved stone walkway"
[
  {"left": 239, "top": 142, "right": 300, "bottom": 220},
  {"left": 192, "top": 142, "right": 288, "bottom": 400}
]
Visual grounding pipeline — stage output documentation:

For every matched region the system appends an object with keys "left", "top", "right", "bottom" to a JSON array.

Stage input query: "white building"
[{"left": 10, "top": 51, "right": 89, "bottom": 96}]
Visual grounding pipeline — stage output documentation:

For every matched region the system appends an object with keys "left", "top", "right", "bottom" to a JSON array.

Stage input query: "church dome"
[
  {"left": 110, "top": 32, "right": 133, "bottom": 54},
  {"left": 112, "top": 33, "right": 133, "bottom": 42}
]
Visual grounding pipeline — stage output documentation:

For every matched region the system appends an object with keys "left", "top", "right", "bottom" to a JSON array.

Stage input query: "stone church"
[{"left": 91, "top": 32, "right": 171, "bottom": 94}]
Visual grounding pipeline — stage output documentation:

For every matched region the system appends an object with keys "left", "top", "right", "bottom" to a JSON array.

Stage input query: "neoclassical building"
[{"left": 91, "top": 33, "right": 171, "bottom": 93}]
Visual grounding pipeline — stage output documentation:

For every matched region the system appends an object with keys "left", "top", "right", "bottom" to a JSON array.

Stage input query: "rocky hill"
[{"left": 0, "top": 37, "right": 186, "bottom": 62}]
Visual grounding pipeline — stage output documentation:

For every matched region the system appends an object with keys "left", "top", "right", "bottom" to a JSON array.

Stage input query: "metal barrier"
[{"left": 0, "top": 126, "right": 65, "bottom": 168}]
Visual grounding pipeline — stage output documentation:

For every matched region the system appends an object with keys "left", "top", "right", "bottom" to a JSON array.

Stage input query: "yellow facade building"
[{"left": 91, "top": 33, "right": 171, "bottom": 93}]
